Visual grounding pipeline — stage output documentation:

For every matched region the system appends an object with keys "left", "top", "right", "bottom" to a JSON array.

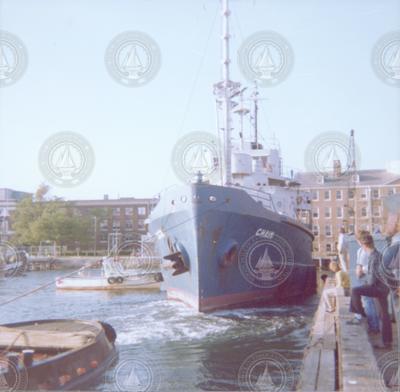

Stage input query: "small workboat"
[
  {"left": 0, "top": 319, "right": 117, "bottom": 391},
  {"left": 55, "top": 257, "right": 163, "bottom": 291},
  {"left": 56, "top": 272, "right": 163, "bottom": 290}
]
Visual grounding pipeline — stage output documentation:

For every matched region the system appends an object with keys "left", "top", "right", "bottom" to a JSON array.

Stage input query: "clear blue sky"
[{"left": 0, "top": 0, "right": 399, "bottom": 200}]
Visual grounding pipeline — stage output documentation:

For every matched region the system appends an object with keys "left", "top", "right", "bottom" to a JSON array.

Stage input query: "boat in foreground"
[{"left": 0, "top": 319, "right": 117, "bottom": 391}]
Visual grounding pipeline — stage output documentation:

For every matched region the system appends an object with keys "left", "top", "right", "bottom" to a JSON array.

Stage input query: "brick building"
[
  {"left": 296, "top": 163, "right": 400, "bottom": 260},
  {"left": 71, "top": 195, "right": 157, "bottom": 253},
  {"left": 0, "top": 188, "right": 157, "bottom": 252}
]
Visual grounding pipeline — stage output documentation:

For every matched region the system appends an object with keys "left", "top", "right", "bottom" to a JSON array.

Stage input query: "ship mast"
[
  {"left": 214, "top": 0, "right": 241, "bottom": 185},
  {"left": 252, "top": 82, "right": 259, "bottom": 149},
  {"left": 221, "top": 0, "right": 233, "bottom": 184}
]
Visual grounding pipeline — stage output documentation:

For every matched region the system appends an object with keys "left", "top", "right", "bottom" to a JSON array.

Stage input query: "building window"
[
  {"left": 325, "top": 207, "right": 331, "bottom": 219},
  {"left": 312, "top": 208, "right": 319, "bottom": 219},
  {"left": 312, "top": 191, "right": 319, "bottom": 201},
  {"left": 349, "top": 224, "right": 355, "bottom": 233},
  {"left": 112, "top": 208, "right": 120, "bottom": 216},
  {"left": 112, "top": 221, "right": 120, "bottom": 230},
  {"left": 99, "top": 219, "right": 108, "bottom": 230},
  {"left": 326, "top": 243, "right": 332, "bottom": 252},
  {"left": 124, "top": 233, "right": 134, "bottom": 241},
  {"left": 125, "top": 220, "right": 134, "bottom": 230},
  {"left": 324, "top": 190, "right": 331, "bottom": 201},
  {"left": 337, "top": 207, "right": 343, "bottom": 218},
  {"left": 313, "top": 225, "right": 319, "bottom": 236},
  {"left": 348, "top": 189, "right": 355, "bottom": 199},
  {"left": 137, "top": 219, "right": 146, "bottom": 229},
  {"left": 348, "top": 207, "right": 355, "bottom": 218},
  {"left": 361, "top": 189, "right": 368, "bottom": 199},
  {"left": 373, "top": 206, "right": 381, "bottom": 217},
  {"left": 361, "top": 207, "right": 368, "bottom": 217},
  {"left": 125, "top": 207, "right": 134, "bottom": 215},
  {"left": 372, "top": 189, "right": 380, "bottom": 199},
  {"left": 138, "top": 207, "right": 147, "bottom": 216},
  {"left": 388, "top": 188, "right": 396, "bottom": 196},
  {"left": 336, "top": 190, "right": 342, "bottom": 200},
  {"left": 325, "top": 225, "right": 332, "bottom": 237}
]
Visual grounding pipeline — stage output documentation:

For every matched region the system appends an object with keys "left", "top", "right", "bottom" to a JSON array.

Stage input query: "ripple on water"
[{"left": 112, "top": 300, "right": 308, "bottom": 345}]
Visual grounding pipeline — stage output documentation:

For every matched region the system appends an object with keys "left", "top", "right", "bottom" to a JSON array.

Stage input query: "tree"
[{"left": 11, "top": 185, "right": 93, "bottom": 249}]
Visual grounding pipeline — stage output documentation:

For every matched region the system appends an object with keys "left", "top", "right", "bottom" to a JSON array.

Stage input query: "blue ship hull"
[{"left": 149, "top": 183, "right": 316, "bottom": 312}]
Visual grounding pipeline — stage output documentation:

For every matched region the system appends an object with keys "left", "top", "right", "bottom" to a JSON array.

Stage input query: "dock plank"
[
  {"left": 298, "top": 278, "right": 337, "bottom": 391},
  {"left": 336, "top": 293, "right": 382, "bottom": 392}
]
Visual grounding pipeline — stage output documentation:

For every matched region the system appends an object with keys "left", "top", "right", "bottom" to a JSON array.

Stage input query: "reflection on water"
[{"left": 0, "top": 271, "right": 318, "bottom": 391}]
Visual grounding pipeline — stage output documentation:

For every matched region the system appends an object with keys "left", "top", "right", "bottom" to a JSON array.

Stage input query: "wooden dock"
[{"left": 298, "top": 278, "right": 397, "bottom": 391}]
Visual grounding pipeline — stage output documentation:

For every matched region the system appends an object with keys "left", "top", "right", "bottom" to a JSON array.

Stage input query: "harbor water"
[{"left": 0, "top": 271, "right": 320, "bottom": 391}]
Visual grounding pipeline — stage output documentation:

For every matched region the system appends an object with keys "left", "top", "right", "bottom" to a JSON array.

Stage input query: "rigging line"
[
  {"left": 158, "top": 4, "right": 220, "bottom": 226},
  {"left": 0, "top": 264, "right": 98, "bottom": 308},
  {"left": 177, "top": 3, "right": 219, "bottom": 137}
]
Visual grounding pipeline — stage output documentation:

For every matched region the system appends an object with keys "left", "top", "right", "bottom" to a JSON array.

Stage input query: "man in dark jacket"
[
  {"left": 347, "top": 233, "right": 392, "bottom": 349},
  {"left": 382, "top": 193, "right": 400, "bottom": 344}
]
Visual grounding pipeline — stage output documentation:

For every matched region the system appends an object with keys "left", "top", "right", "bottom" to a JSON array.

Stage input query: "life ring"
[
  {"left": 116, "top": 277, "right": 124, "bottom": 284},
  {"left": 107, "top": 277, "right": 116, "bottom": 284}
]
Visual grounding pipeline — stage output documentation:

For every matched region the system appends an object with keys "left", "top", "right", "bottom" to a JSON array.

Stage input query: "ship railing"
[{"left": 231, "top": 185, "right": 277, "bottom": 213}]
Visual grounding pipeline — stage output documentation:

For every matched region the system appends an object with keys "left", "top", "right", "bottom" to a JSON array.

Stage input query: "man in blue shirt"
[{"left": 347, "top": 233, "right": 392, "bottom": 349}]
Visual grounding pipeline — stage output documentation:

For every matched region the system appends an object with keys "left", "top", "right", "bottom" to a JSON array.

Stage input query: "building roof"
[
  {"left": 295, "top": 169, "right": 400, "bottom": 188},
  {"left": 0, "top": 188, "right": 32, "bottom": 201},
  {"left": 70, "top": 197, "right": 157, "bottom": 207}
]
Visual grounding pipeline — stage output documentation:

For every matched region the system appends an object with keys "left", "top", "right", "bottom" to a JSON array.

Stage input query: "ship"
[{"left": 148, "top": 0, "right": 316, "bottom": 312}]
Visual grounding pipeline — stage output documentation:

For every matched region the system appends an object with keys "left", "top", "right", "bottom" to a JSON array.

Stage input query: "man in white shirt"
[
  {"left": 355, "top": 230, "right": 380, "bottom": 333},
  {"left": 337, "top": 227, "right": 349, "bottom": 272}
]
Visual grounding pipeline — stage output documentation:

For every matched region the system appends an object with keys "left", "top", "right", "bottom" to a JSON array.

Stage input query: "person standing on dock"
[
  {"left": 323, "top": 261, "right": 350, "bottom": 313},
  {"left": 354, "top": 230, "right": 380, "bottom": 334},
  {"left": 347, "top": 234, "right": 392, "bottom": 349},
  {"left": 382, "top": 194, "right": 400, "bottom": 341},
  {"left": 337, "top": 227, "right": 349, "bottom": 272}
]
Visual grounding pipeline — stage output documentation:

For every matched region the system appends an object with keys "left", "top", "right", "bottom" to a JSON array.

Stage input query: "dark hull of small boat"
[{"left": 0, "top": 319, "right": 117, "bottom": 391}]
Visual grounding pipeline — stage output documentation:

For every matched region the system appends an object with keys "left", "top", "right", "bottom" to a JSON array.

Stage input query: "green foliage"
[{"left": 11, "top": 185, "right": 99, "bottom": 248}]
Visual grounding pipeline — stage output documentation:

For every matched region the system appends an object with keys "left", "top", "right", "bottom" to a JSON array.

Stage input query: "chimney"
[{"left": 333, "top": 160, "right": 341, "bottom": 177}]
